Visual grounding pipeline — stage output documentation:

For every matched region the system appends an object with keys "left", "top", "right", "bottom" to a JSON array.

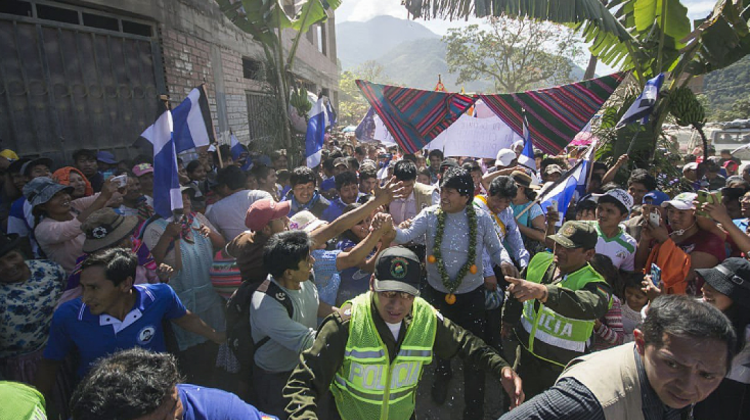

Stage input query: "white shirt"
[
  {"left": 390, "top": 189, "right": 440, "bottom": 226},
  {"left": 206, "top": 189, "right": 272, "bottom": 241},
  {"left": 593, "top": 223, "right": 637, "bottom": 271}
]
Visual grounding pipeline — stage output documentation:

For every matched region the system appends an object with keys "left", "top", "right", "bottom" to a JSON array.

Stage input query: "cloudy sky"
[{"left": 335, "top": 0, "right": 718, "bottom": 75}]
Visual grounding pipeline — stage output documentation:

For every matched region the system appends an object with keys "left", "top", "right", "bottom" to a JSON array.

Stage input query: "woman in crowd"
[
  {"left": 57, "top": 208, "right": 170, "bottom": 306},
  {"left": 142, "top": 185, "right": 226, "bottom": 385},
  {"left": 52, "top": 167, "right": 93, "bottom": 200},
  {"left": 114, "top": 171, "right": 155, "bottom": 220},
  {"left": 692, "top": 258, "right": 750, "bottom": 419},
  {"left": 24, "top": 177, "right": 117, "bottom": 274},
  {"left": 0, "top": 233, "right": 66, "bottom": 383},
  {"left": 509, "top": 171, "right": 547, "bottom": 255},
  {"left": 636, "top": 192, "right": 725, "bottom": 295}
]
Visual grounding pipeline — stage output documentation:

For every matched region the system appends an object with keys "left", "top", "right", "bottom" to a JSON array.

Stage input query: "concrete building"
[{"left": 0, "top": 0, "right": 338, "bottom": 163}]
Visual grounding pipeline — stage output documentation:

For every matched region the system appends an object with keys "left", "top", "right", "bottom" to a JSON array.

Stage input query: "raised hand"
[{"left": 374, "top": 176, "right": 406, "bottom": 202}]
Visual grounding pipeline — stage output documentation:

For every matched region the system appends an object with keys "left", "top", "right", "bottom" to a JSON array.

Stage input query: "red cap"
[{"left": 245, "top": 199, "right": 290, "bottom": 232}]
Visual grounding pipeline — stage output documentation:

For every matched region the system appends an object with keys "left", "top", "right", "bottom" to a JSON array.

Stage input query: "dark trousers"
[
  {"left": 175, "top": 341, "right": 219, "bottom": 388},
  {"left": 254, "top": 367, "right": 293, "bottom": 420},
  {"left": 424, "top": 284, "right": 487, "bottom": 417},
  {"left": 515, "top": 345, "right": 564, "bottom": 399}
]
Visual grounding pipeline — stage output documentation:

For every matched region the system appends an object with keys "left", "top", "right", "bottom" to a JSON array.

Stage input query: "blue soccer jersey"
[{"left": 44, "top": 283, "right": 187, "bottom": 377}]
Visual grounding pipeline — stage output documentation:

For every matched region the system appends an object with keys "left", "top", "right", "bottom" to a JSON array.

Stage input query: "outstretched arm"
[{"left": 310, "top": 177, "right": 404, "bottom": 247}]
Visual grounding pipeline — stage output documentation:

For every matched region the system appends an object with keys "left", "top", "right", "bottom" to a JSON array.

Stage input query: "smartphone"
[
  {"left": 111, "top": 174, "right": 128, "bottom": 188},
  {"left": 696, "top": 190, "right": 722, "bottom": 217},
  {"left": 650, "top": 263, "right": 662, "bottom": 286},
  {"left": 649, "top": 210, "right": 660, "bottom": 227}
]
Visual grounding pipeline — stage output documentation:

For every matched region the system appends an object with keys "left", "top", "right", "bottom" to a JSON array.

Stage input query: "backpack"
[{"left": 225, "top": 278, "right": 294, "bottom": 370}]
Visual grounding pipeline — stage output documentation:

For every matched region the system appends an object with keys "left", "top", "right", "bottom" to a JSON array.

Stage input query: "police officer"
[
  {"left": 504, "top": 221, "right": 613, "bottom": 399},
  {"left": 283, "top": 247, "right": 524, "bottom": 420}
]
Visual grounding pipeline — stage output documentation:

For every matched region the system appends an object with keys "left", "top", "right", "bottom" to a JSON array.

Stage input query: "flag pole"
[
  {"left": 201, "top": 83, "right": 223, "bottom": 168},
  {"left": 625, "top": 128, "right": 640, "bottom": 155},
  {"left": 515, "top": 147, "right": 590, "bottom": 221}
]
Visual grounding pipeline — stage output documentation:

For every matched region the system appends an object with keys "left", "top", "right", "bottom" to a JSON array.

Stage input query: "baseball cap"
[
  {"left": 439, "top": 158, "right": 459, "bottom": 172},
  {"left": 180, "top": 184, "right": 204, "bottom": 200},
  {"left": 548, "top": 221, "right": 598, "bottom": 249},
  {"left": 544, "top": 164, "right": 563, "bottom": 175},
  {"left": 661, "top": 192, "right": 697, "bottom": 210},
  {"left": 593, "top": 189, "right": 634, "bottom": 212},
  {"left": 683, "top": 162, "right": 698, "bottom": 172},
  {"left": 695, "top": 258, "right": 750, "bottom": 308},
  {"left": 495, "top": 148, "right": 516, "bottom": 168},
  {"left": 289, "top": 210, "right": 326, "bottom": 233},
  {"left": 0, "top": 149, "right": 19, "bottom": 162},
  {"left": 373, "top": 247, "right": 421, "bottom": 296},
  {"left": 643, "top": 191, "right": 670, "bottom": 206},
  {"left": 21, "top": 157, "right": 53, "bottom": 177},
  {"left": 245, "top": 199, "right": 291, "bottom": 232},
  {"left": 97, "top": 151, "right": 117, "bottom": 164},
  {"left": 332, "top": 157, "right": 349, "bottom": 169},
  {"left": 132, "top": 163, "right": 154, "bottom": 177}
]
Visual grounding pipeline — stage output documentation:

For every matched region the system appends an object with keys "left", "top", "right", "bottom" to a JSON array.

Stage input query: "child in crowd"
[
  {"left": 621, "top": 272, "right": 648, "bottom": 342},
  {"left": 589, "top": 254, "right": 625, "bottom": 351}
]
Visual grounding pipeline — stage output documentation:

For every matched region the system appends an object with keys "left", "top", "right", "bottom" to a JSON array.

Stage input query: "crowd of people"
[{"left": 0, "top": 137, "right": 748, "bottom": 420}]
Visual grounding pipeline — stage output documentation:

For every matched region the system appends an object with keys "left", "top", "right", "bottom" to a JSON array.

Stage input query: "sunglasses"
[{"left": 378, "top": 291, "right": 415, "bottom": 300}]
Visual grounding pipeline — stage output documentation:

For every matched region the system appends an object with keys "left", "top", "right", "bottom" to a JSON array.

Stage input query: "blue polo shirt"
[
  {"left": 44, "top": 283, "right": 187, "bottom": 377},
  {"left": 178, "top": 384, "right": 277, "bottom": 420}
]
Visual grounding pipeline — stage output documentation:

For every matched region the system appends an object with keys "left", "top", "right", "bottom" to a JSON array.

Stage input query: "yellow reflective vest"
[
  {"left": 330, "top": 292, "right": 437, "bottom": 420},
  {"left": 517, "top": 252, "right": 608, "bottom": 367}
]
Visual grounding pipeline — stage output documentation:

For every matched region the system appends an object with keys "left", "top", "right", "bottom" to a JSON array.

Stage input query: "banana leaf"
[{"left": 215, "top": 0, "right": 340, "bottom": 44}]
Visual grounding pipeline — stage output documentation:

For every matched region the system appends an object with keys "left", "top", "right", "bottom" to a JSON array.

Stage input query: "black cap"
[
  {"left": 695, "top": 258, "right": 750, "bottom": 308},
  {"left": 439, "top": 158, "right": 459, "bottom": 173},
  {"left": 373, "top": 247, "right": 421, "bottom": 296}
]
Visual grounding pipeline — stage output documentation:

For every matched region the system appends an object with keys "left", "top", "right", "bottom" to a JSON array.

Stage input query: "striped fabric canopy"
[
  {"left": 357, "top": 73, "right": 625, "bottom": 155},
  {"left": 480, "top": 72, "right": 626, "bottom": 155},
  {"left": 356, "top": 80, "right": 477, "bottom": 153}
]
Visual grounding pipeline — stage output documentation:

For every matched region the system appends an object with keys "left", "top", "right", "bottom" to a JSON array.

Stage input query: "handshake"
[{"left": 370, "top": 212, "right": 396, "bottom": 234}]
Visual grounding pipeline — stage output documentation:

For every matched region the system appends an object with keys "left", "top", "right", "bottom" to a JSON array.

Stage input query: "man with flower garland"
[{"left": 380, "top": 167, "right": 518, "bottom": 420}]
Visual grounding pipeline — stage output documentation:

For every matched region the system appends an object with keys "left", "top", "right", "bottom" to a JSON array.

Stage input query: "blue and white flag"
[
  {"left": 615, "top": 73, "right": 664, "bottom": 129},
  {"left": 140, "top": 103, "right": 183, "bottom": 218},
  {"left": 518, "top": 117, "right": 537, "bottom": 172},
  {"left": 538, "top": 141, "right": 597, "bottom": 224},
  {"left": 172, "top": 86, "right": 216, "bottom": 153},
  {"left": 230, "top": 132, "right": 252, "bottom": 171},
  {"left": 326, "top": 100, "right": 337, "bottom": 127},
  {"left": 305, "top": 97, "right": 331, "bottom": 168}
]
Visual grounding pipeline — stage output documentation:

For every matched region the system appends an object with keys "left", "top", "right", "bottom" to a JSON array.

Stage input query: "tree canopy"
[{"left": 443, "top": 17, "right": 582, "bottom": 93}]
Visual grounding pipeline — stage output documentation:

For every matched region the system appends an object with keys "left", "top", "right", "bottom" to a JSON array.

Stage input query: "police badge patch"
[{"left": 390, "top": 257, "right": 408, "bottom": 279}]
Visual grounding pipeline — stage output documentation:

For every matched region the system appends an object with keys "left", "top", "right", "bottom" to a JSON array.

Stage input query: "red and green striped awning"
[
  {"left": 356, "top": 80, "right": 477, "bottom": 154},
  {"left": 357, "top": 72, "right": 626, "bottom": 155}
]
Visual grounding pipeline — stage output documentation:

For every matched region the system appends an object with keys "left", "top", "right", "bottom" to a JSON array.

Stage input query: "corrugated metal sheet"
[{"left": 0, "top": 0, "right": 165, "bottom": 166}]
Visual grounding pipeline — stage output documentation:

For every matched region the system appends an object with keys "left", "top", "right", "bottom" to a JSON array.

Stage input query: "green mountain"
[
  {"left": 336, "top": 16, "right": 585, "bottom": 93},
  {"left": 336, "top": 16, "right": 440, "bottom": 70},
  {"left": 374, "top": 38, "right": 494, "bottom": 92},
  {"left": 703, "top": 55, "right": 750, "bottom": 115}
]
